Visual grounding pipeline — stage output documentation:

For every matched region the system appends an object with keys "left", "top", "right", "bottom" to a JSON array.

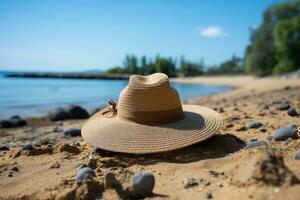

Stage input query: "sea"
[{"left": 0, "top": 71, "right": 230, "bottom": 119}]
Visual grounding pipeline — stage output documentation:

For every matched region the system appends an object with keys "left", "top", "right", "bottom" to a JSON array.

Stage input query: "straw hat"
[{"left": 82, "top": 73, "right": 222, "bottom": 154}]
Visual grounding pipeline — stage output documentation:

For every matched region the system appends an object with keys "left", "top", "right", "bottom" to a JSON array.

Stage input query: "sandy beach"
[{"left": 1, "top": 75, "right": 300, "bottom": 200}]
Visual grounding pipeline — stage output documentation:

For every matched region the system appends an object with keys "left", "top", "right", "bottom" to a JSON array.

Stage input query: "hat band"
[{"left": 117, "top": 106, "right": 184, "bottom": 125}]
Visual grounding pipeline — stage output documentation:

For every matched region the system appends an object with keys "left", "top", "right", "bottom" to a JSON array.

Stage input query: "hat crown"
[{"left": 117, "top": 73, "right": 183, "bottom": 124}]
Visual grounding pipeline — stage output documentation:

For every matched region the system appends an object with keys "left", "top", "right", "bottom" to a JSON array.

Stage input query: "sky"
[{"left": 0, "top": 0, "right": 283, "bottom": 71}]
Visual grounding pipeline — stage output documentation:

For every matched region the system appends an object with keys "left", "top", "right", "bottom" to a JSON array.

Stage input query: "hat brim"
[{"left": 82, "top": 105, "right": 222, "bottom": 154}]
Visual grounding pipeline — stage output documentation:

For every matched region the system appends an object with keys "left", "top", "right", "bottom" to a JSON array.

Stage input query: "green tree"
[
  {"left": 219, "top": 55, "right": 243, "bottom": 74},
  {"left": 244, "top": 1, "right": 300, "bottom": 75},
  {"left": 106, "top": 66, "right": 126, "bottom": 74},
  {"left": 273, "top": 14, "right": 300, "bottom": 74},
  {"left": 154, "top": 57, "right": 176, "bottom": 77},
  {"left": 179, "top": 56, "right": 204, "bottom": 76},
  {"left": 123, "top": 54, "right": 138, "bottom": 74}
]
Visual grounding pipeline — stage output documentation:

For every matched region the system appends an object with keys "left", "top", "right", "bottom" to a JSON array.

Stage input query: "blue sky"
[{"left": 0, "top": 0, "right": 282, "bottom": 71}]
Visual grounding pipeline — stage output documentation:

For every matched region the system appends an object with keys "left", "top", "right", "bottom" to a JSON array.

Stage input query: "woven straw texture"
[
  {"left": 82, "top": 73, "right": 222, "bottom": 154},
  {"left": 82, "top": 105, "right": 222, "bottom": 154}
]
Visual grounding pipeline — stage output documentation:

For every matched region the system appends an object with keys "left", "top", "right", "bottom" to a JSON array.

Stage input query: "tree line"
[
  {"left": 245, "top": 0, "right": 300, "bottom": 75},
  {"left": 107, "top": 0, "right": 300, "bottom": 77},
  {"left": 107, "top": 54, "right": 242, "bottom": 77}
]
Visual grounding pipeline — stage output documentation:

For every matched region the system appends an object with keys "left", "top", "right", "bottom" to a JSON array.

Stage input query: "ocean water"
[{"left": 0, "top": 72, "right": 230, "bottom": 119}]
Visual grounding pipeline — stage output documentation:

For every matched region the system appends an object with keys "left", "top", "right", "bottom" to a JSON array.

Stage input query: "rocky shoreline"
[
  {"left": 0, "top": 76, "right": 300, "bottom": 199},
  {"left": 5, "top": 72, "right": 130, "bottom": 80}
]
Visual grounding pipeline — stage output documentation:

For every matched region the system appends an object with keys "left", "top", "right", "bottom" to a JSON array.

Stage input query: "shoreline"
[
  {"left": 5, "top": 72, "right": 130, "bottom": 80},
  {"left": 172, "top": 75, "right": 300, "bottom": 104},
  {"left": 2, "top": 75, "right": 300, "bottom": 128},
  {"left": 0, "top": 76, "right": 230, "bottom": 120}
]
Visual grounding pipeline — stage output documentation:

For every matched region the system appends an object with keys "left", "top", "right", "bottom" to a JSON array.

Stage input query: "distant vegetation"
[
  {"left": 245, "top": 0, "right": 300, "bottom": 76},
  {"left": 107, "top": 54, "right": 243, "bottom": 77},
  {"left": 107, "top": 1, "right": 300, "bottom": 77},
  {"left": 107, "top": 55, "right": 205, "bottom": 77}
]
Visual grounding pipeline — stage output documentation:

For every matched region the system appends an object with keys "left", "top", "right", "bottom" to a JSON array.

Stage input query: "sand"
[{"left": 0, "top": 75, "right": 300, "bottom": 200}]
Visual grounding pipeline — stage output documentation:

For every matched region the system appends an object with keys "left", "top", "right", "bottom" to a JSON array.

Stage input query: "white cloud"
[{"left": 199, "top": 26, "right": 228, "bottom": 38}]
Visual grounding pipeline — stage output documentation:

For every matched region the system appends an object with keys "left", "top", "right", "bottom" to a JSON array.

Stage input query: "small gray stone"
[
  {"left": 260, "top": 128, "right": 268, "bottom": 133},
  {"left": 52, "top": 126, "right": 63, "bottom": 132},
  {"left": 273, "top": 124, "right": 298, "bottom": 141},
  {"left": 11, "top": 166, "right": 19, "bottom": 172},
  {"left": 246, "top": 121, "right": 263, "bottom": 129},
  {"left": 75, "top": 167, "right": 96, "bottom": 182},
  {"left": 9, "top": 116, "right": 27, "bottom": 127},
  {"left": 0, "top": 145, "right": 9, "bottom": 151},
  {"left": 183, "top": 178, "right": 198, "bottom": 188},
  {"left": 0, "top": 120, "right": 13, "bottom": 128},
  {"left": 105, "top": 172, "right": 119, "bottom": 188},
  {"left": 204, "top": 181, "right": 211, "bottom": 186},
  {"left": 208, "top": 170, "right": 219, "bottom": 177},
  {"left": 206, "top": 192, "right": 213, "bottom": 199},
  {"left": 295, "top": 152, "right": 300, "bottom": 160},
  {"left": 267, "top": 135, "right": 273, "bottom": 141},
  {"left": 245, "top": 141, "right": 267, "bottom": 149},
  {"left": 64, "top": 128, "right": 81, "bottom": 137},
  {"left": 276, "top": 103, "right": 290, "bottom": 110},
  {"left": 287, "top": 108, "right": 298, "bottom": 116},
  {"left": 132, "top": 172, "right": 155, "bottom": 197},
  {"left": 22, "top": 144, "right": 33, "bottom": 150},
  {"left": 285, "top": 138, "right": 293, "bottom": 145},
  {"left": 66, "top": 105, "right": 89, "bottom": 119},
  {"left": 227, "top": 116, "right": 240, "bottom": 122},
  {"left": 270, "top": 147, "right": 278, "bottom": 153},
  {"left": 48, "top": 107, "right": 71, "bottom": 121}
]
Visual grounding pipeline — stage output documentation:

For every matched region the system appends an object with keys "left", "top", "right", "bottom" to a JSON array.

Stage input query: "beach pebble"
[
  {"left": 75, "top": 167, "right": 96, "bottom": 182},
  {"left": 0, "top": 116, "right": 26, "bottom": 128},
  {"left": 267, "top": 135, "right": 273, "bottom": 141},
  {"left": 67, "top": 105, "right": 89, "bottom": 119},
  {"left": 276, "top": 103, "right": 290, "bottom": 110},
  {"left": 183, "top": 178, "right": 198, "bottom": 188},
  {"left": 295, "top": 152, "right": 300, "bottom": 160},
  {"left": 0, "top": 120, "right": 13, "bottom": 128},
  {"left": 0, "top": 145, "right": 9, "bottom": 151},
  {"left": 273, "top": 124, "right": 298, "bottom": 141},
  {"left": 105, "top": 172, "right": 119, "bottom": 188},
  {"left": 52, "top": 126, "right": 63, "bottom": 132},
  {"left": 204, "top": 181, "right": 211, "bottom": 186},
  {"left": 64, "top": 128, "right": 81, "bottom": 137},
  {"left": 227, "top": 116, "right": 240, "bottom": 122},
  {"left": 285, "top": 138, "right": 293, "bottom": 145},
  {"left": 22, "top": 144, "right": 33, "bottom": 150},
  {"left": 214, "top": 107, "right": 224, "bottom": 113},
  {"left": 48, "top": 107, "right": 71, "bottom": 121},
  {"left": 9, "top": 116, "right": 27, "bottom": 127},
  {"left": 208, "top": 170, "right": 219, "bottom": 177},
  {"left": 11, "top": 166, "right": 19, "bottom": 172},
  {"left": 287, "top": 108, "right": 298, "bottom": 116},
  {"left": 260, "top": 128, "right": 268, "bottom": 133},
  {"left": 245, "top": 140, "right": 267, "bottom": 149},
  {"left": 246, "top": 121, "right": 263, "bottom": 129},
  {"left": 206, "top": 192, "right": 213, "bottom": 199},
  {"left": 132, "top": 172, "right": 155, "bottom": 197}
]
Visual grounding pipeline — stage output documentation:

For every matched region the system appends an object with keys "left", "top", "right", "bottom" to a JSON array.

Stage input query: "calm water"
[{"left": 0, "top": 73, "right": 230, "bottom": 118}]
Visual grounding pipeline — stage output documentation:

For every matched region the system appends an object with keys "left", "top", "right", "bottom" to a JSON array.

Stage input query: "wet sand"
[{"left": 0, "top": 76, "right": 300, "bottom": 200}]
